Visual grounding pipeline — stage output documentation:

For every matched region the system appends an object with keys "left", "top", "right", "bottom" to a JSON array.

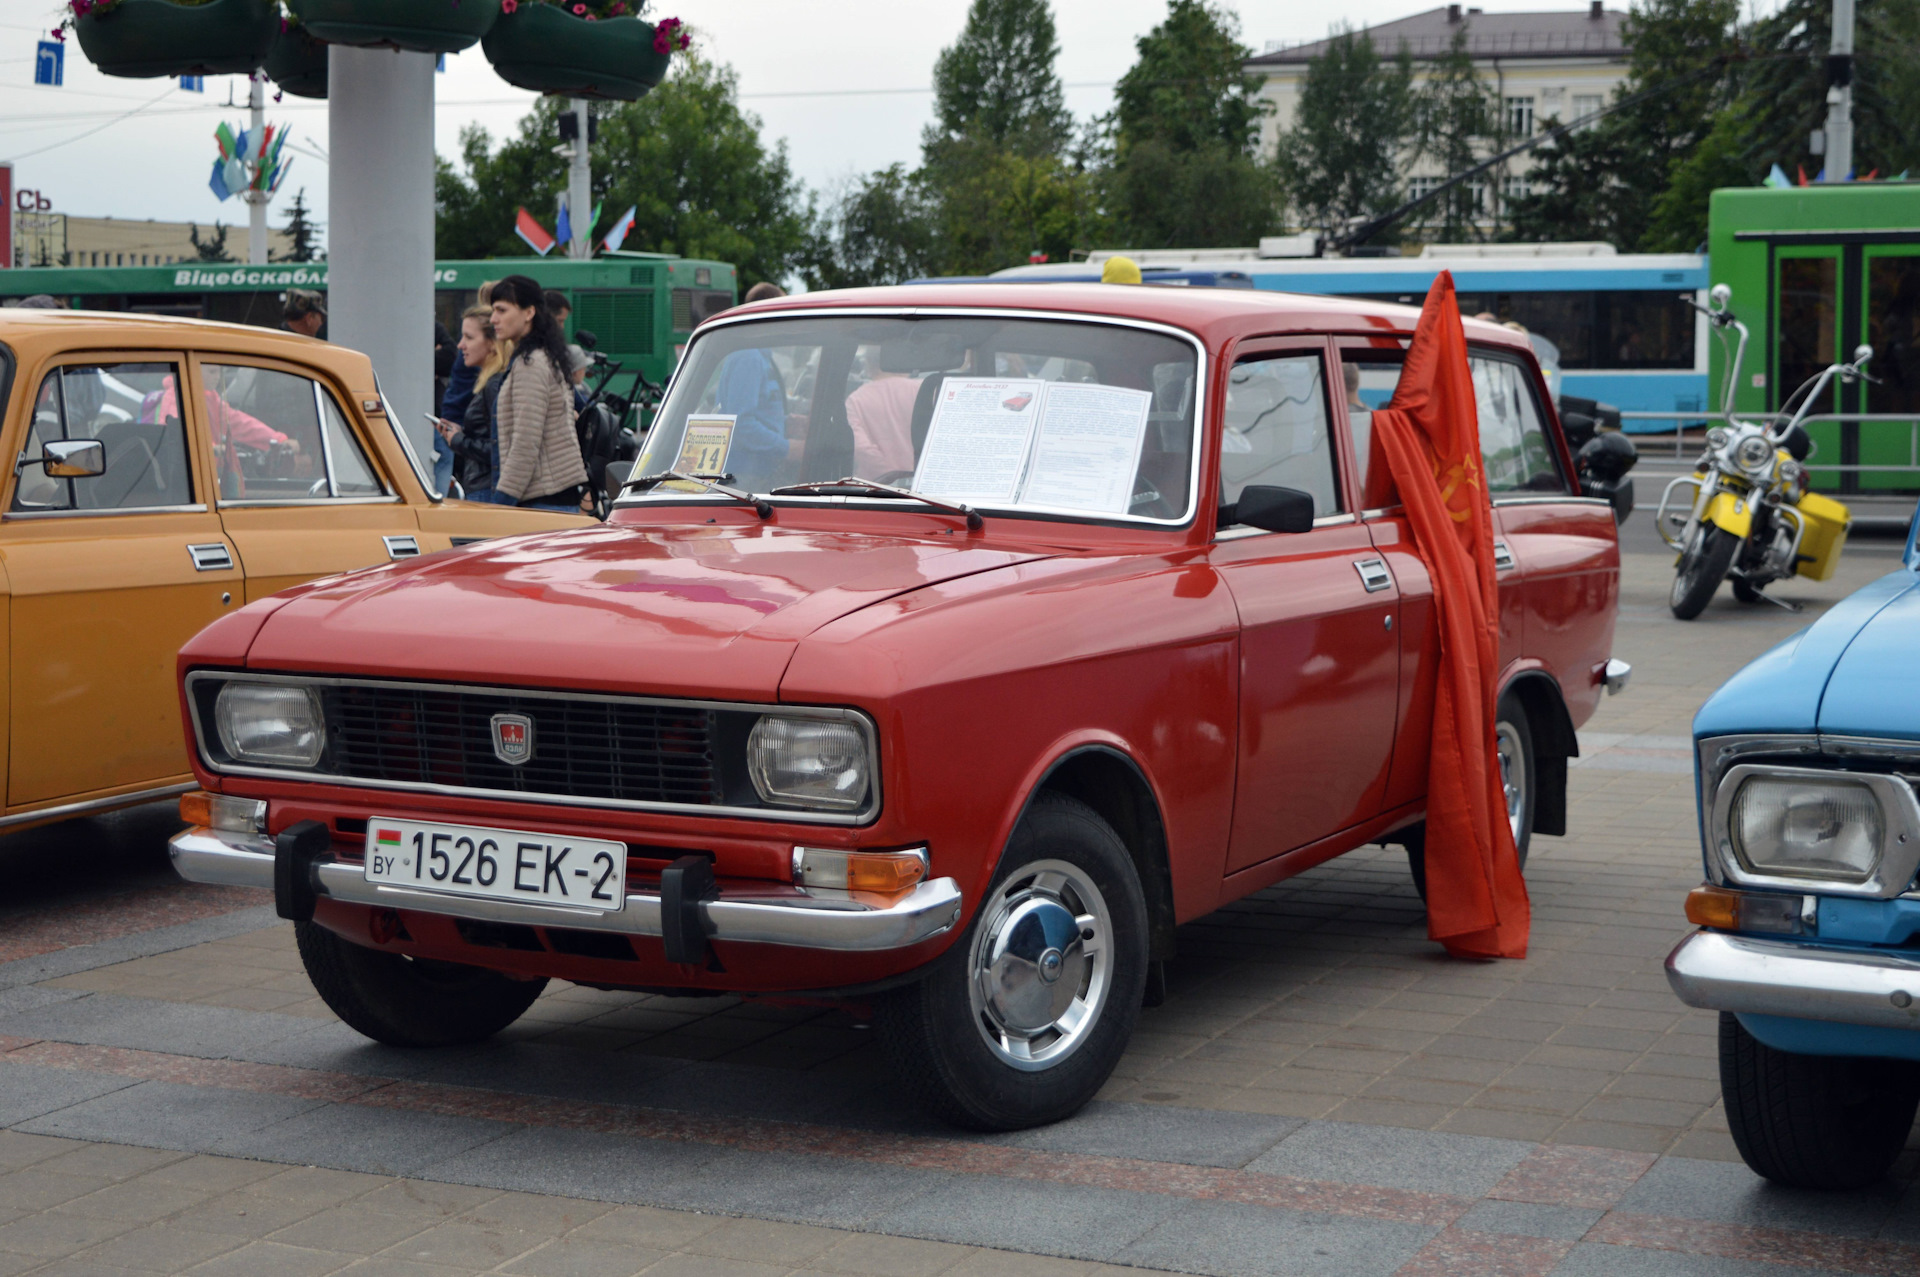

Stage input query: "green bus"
[
  {"left": 1709, "top": 184, "right": 1920, "bottom": 500},
  {"left": 0, "top": 252, "right": 737, "bottom": 390}
]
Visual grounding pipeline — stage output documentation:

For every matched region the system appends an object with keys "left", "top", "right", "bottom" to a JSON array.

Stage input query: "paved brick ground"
[{"left": 2, "top": 533, "right": 1917, "bottom": 1275}]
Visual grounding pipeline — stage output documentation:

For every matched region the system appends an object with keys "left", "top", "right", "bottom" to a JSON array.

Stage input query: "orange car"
[{"left": 0, "top": 310, "right": 588, "bottom": 834}]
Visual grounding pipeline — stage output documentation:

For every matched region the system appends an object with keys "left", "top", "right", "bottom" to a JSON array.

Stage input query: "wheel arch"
[
  {"left": 1500, "top": 667, "right": 1578, "bottom": 838},
  {"left": 1024, "top": 745, "right": 1178, "bottom": 964}
]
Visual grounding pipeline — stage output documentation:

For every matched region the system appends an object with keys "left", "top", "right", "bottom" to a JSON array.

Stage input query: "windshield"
[{"left": 627, "top": 312, "right": 1201, "bottom": 524}]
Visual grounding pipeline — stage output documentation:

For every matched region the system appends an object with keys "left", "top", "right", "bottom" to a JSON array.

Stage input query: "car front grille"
[{"left": 319, "top": 684, "right": 722, "bottom": 806}]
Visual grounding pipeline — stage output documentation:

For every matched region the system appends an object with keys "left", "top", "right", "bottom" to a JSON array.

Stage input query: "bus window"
[
  {"left": 1777, "top": 258, "right": 1838, "bottom": 414},
  {"left": 1445, "top": 291, "right": 1694, "bottom": 371},
  {"left": 672, "top": 288, "right": 734, "bottom": 333},
  {"left": 1866, "top": 255, "right": 1920, "bottom": 417}
]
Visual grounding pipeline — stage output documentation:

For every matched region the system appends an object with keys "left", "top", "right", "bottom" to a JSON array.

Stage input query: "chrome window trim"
[
  {"left": 184, "top": 670, "right": 882, "bottom": 827},
  {"left": 1707, "top": 762, "right": 1920, "bottom": 899},
  {"left": 0, "top": 781, "right": 195, "bottom": 830},
  {"left": 216, "top": 496, "right": 403, "bottom": 509},
  {"left": 615, "top": 305, "right": 1209, "bottom": 530},
  {"left": 4, "top": 503, "right": 210, "bottom": 520},
  {"left": 375, "top": 374, "right": 439, "bottom": 503},
  {"left": 1492, "top": 495, "right": 1610, "bottom": 509},
  {"left": 314, "top": 377, "right": 340, "bottom": 499},
  {"left": 1214, "top": 512, "right": 1355, "bottom": 542}
]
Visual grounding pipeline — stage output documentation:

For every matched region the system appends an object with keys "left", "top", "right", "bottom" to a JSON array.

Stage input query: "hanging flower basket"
[
  {"left": 71, "top": 0, "right": 279, "bottom": 79},
  {"left": 287, "top": 0, "right": 497, "bottom": 53},
  {"left": 263, "top": 22, "right": 328, "bottom": 97},
  {"left": 482, "top": 5, "right": 676, "bottom": 102}
]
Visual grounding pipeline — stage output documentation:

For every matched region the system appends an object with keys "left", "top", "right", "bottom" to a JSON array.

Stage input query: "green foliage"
[
  {"left": 1277, "top": 27, "right": 1414, "bottom": 237},
  {"left": 1103, "top": 0, "right": 1277, "bottom": 248},
  {"left": 802, "top": 165, "right": 940, "bottom": 289},
  {"left": 189, "top": 222, "right": 233, "bottom": 263},
  {"left": 925, "top": 0, "right": 1072, "bottom": 158},
  {"left": 434, "top": 56, "right": 811, "bottom": 290},
  {"left": 274, "top": 188, "right": 322, "bottom": 263},
  {"left": 1411, "top": 27, "right": 1501, "bottom": 241}
]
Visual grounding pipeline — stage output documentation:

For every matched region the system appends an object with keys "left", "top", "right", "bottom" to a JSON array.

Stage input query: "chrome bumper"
[
  {"left": 1666, "top": 929, "right": 1920, "bottom": 1030},
  {"left": 170, "top": 827, "right": 963, "bottom": 953}
]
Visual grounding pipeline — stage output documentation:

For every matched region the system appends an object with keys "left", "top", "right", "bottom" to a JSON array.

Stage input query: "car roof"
[
  {"left": 0, "top": 310, "right": 376, "bottom": 383},
  {"left": 717, "top": 282, "right": 1536, "bottom": 356}
]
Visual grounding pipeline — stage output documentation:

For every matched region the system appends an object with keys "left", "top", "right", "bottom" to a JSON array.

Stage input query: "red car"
[{"left": 170, "top": 284, "right": 1625, "bottom": 1130}]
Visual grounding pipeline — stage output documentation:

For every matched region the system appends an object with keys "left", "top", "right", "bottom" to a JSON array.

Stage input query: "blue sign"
[
  {"left": 179, "top": 75, "right": 204, "bottom": 92},
  {"left": 34, "top": 41, "right": 63, "bottom": 87}
]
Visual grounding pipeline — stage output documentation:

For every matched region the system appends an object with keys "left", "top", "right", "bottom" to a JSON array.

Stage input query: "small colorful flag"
[
  {"left": 208, "top": 159, "right": 232, "bottom": 202},
  {"left": 514, "top": 207, "right": 556, "bottom": 256},
  {"left": 1764, "top": 164, "right": 1791, "bottom": 189},
  {"left": 555, "top": 196, "right": 573, "bottom": 249},
  {"left": 376, "top": 828, "right": 401, "bottom": 847},
  {"left": 603, "top": 205, "right": 638, "bottom": 252}
]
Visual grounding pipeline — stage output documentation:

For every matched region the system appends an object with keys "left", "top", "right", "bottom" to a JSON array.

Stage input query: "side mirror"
[
  {"left": 1223, "top": 485, "right": 1316, "bottom": 534},
  {"left": 42, "top": 439, "right": 105, "bottom": 479}
]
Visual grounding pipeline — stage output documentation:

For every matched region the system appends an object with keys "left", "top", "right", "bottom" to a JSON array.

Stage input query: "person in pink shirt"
[{"left": 846, "top": 369, "right": 923, "bottom": 480}]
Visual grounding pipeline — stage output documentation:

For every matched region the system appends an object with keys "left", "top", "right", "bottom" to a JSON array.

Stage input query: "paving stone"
[
  {"left": 501, "top": 1236, "right": 663, "bottom": 1277},
  {"left": 1115, "top": 1199, "right": 1435, "bottom": 1277},
  {"left": 66, "top": 1222, "right": 248, "bottom": 1272},
  {"left": 804, "top": 1230, "right": 975, "bottom": 1277},
  {"left": 1454, "top": 1199, "right": 1603, "bottom": 1240},
  {"left": 417, "top": 1125, "right": 734, "bottom": 1206},
  {"left": 1548, "top": 1242, "right": 1852, "bottom": 1276},
  {"left": 16, "top": 1081, "right": 323, "bottom": 1155},
  {"left": 874, "top": 1179, "right": 1181, "bottom": 1262},
  {"left": 1614, "top": 1155, "right": 1909, "bottom": 1239},
  {"left": 1248, "top": 1120, "right": 1533, "bottom": 1196},
  {"left": 986, "top": 1100, "right": 1300, "bottom": 1169},
  {"left": 209, "top": 1099, "right": 515, "bottom": 1177}
]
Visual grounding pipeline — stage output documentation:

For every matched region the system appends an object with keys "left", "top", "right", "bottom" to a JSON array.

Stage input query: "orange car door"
[
  {"left": 3, "top": 354, "right": 241, "bottom": 807},
  {"left": 1209, "top": 341, "right": 1401, "bottom": 874},
  {"left": 193, "top": 355, "right": 419, "bottom": 601}
]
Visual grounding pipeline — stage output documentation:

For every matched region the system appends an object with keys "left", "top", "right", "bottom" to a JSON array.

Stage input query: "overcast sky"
[{"left": 0, "top": 1, "right": 1711, "bottom": 249}]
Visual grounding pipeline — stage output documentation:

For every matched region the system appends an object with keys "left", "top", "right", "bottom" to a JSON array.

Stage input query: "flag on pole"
[
  {"left": 555, "top": 195, "right": 573, "bottom": 250},
  {"left": 1764, "top": 164, "right": 1791, "bottom": 189},
  {"left": 603, "top": 205, "right": 638, "bottom": 252},
  {"left": 514, "top": 207, "right": 556, "bottom": 256},
  {"left": 208, "top": 160, "right": 232, "bottom": 202}
]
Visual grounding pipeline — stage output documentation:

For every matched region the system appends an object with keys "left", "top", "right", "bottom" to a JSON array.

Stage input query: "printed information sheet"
[
  {"left": 664, "top": 415, "right": 736, "bottom": 491},
  {"left": 911, "top": 379, "right": 1153, "bottom": 515}
]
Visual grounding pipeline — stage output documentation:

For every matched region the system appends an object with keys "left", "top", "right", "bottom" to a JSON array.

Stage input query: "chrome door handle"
[
  {"left": 1493, "top": 540, "right": 1516, "bottom": 572},
  {"left": 1354, "top": 558, "right": 1392, "bottom": 593},
  {"left": 187, "top": 543, "right": 233, "bottom": 572},
  {"left": 383, "top": 534, "right": 421, "bottom": 559}
]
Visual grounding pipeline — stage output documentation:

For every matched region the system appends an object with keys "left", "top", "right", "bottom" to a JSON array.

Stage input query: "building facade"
[
  {"left": 11, "top": 213, "right": 293, "bottom": 270},
  {"left": 1248, "top": 3, "right": 1630, "bottom": 235}
]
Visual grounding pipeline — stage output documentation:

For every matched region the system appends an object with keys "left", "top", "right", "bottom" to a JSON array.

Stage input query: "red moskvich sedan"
[{"left": 170, "top": 283, "right": 1626, "bottom": 1130}]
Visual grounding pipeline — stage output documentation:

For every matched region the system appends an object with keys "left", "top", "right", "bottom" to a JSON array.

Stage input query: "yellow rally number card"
[{"left": 663, "top": 415, "right": 736, "bottom": 492}]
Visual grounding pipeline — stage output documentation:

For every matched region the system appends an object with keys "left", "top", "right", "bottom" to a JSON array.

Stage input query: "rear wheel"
[
  {"left": 877, "top": 792, "right": 1147, "bottom": 1131},
  {"left": 1670, "top": 524, "right": 1739, "bottom": 619},
  {"left": 1408, "top": 691, "right": 1534, "bottom": 901},
  {"left": 296, "top": 921, "right": 547, "bottom": 1048},
  {"left": 1719, "top": 1012, "right": 1920, "bottom": 1190}
]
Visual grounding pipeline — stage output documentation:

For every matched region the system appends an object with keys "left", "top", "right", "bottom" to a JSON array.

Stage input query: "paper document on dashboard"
[
  {"left": 1019, "top": 382, "right": 1152, "bottom": 514},
  {"left": 911, "top": 379, "right": 1044, "bottom": 504},
  {"left": 913, "top": 378, "right": 1153, "bottom": 514}
]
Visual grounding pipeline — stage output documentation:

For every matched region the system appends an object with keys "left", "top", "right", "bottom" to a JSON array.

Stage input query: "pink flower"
[{"left": 500, "top": 0, "right": 516, "bottom": 12}]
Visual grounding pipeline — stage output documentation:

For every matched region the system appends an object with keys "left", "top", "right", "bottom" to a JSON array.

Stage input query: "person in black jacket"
[{"left": 434, "top": 305, "right": 511, "bottom": 502}]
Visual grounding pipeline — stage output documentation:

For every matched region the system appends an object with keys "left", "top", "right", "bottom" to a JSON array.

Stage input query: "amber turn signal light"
[
  {"left": 1685, "top": 885, "right": 1805, "bottom": 935},
  {"left": 793, "top": 847, "right": 928, "bottom": 894},
  {"left": 180, "top": 790, "right": 267, "bottom": 834}
]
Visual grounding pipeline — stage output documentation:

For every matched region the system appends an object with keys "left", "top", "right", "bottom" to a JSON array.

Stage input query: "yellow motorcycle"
[{"left": 1657, "top": 285, "right": 1859, "bottom": 620}]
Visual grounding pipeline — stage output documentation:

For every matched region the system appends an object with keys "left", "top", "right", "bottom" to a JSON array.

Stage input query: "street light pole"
[
  {"left": 245, "top": 74, "right": 268, "bottom": 264},
  {"left": 567, "top": 98, "right": 592, "bottom": 259},
  {"left": 1825, "top": 0, "right": 1854, "bottom": 182}
]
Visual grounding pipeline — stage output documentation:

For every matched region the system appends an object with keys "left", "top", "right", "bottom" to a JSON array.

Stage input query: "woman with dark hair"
[{"left": 488, "top": 274, "right": 590, "bottom": 512}]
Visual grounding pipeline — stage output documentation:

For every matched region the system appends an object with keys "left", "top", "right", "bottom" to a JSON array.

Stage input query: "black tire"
[
  {"left": 877, "top": 792, "right": 1148, "bottom": 1131},
  {"left": 295, "top": 921, "right": 548, "bottom": 1048},
  {"left": 1732, "top": 576, "right": 1765, "bottom": 604},
  {"left": 1408, "top": 692, "right": 1534, "bottom": 902},
  {"left": 1719, "top": 1013, "right": 1920, "bottom": 1190},
  {"left": 1670, "top": 525, "right": 1739, "bottom": 619}
]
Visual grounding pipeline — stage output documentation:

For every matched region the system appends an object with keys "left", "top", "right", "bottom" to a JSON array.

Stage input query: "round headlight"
[
  {"left": 1731, "top": 774, "right": 1885, "bottom": 883},
  {"left": 215, "top": 682, "right": 325, "bottom": 768},
  {"left": 747, "top": 715, "right": 872, "bottom": 811},
  {"left": 1705, "top": 426, "right": 1731, "bottom": 453},
  {"left": 1736, "top": 436, "right": 1774, "bottom": 472}
]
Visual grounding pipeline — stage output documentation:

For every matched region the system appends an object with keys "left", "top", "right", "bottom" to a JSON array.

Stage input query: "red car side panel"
[
  {"left": 781, "top": 553, "right": 1240, "bottom": 928},
  {"left": 1497, "top": 500, "right": 1620, "bottom": 729}
]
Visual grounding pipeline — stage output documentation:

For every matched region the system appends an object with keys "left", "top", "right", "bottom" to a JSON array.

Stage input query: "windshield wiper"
[
  {"left": 768, "top": 477, "right": 983, "bottom": 530},
  {"left": 622, "top": 470, "right": 772, "bottom": 519}
]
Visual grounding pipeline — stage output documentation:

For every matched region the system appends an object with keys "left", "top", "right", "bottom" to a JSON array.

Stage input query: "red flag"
[
  {"left": 514, "top": 207, "right": 556, "bottom": 257},
  {"left": 1367, "top": 272, "right": 1531, "bottom": 959}
]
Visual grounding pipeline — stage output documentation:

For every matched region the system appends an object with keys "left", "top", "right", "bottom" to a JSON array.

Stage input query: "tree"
[
  {"left": 274, "top": 188, "right": 322, "bottom": 262},
  {"left": 1104, "top": 0, "right": 1278, "bottom": 248},
  {"left": 803, "top": 165, "right": 940, "bottom": 289},
  {"left": 435, "top": 57, "right": 813, "bottom": 290},
  {"left": 189, "top": 222, "right": 233, "bottom": 262},
  {"left": 1411, "top": 27, "right": 1500, "bottom": 241},
  {"left": 1276, "top": 27, "right": 1415, "bottom": 239},
  {"left": 924, "top": 0, "right": 1072, "bottom": 160}
]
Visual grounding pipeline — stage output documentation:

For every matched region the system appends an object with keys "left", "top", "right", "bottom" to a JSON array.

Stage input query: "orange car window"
[
  {"left": 201, "top": 364, "right": 387, "bottom": 501},
  {"left": 11, "top": 363, "right": 192, "bottom": 513}
]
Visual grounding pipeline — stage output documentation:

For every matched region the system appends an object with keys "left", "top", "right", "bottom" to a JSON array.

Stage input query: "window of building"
[
  {"left": 1502, "top": 175, "right": 1532, "bottom": 207},
  {"left": 1572, "top": 94, "right": 1603, "bottom": 131},
  {"left": 1505, "top": 96, "right": 1535, "bottom": 138}
]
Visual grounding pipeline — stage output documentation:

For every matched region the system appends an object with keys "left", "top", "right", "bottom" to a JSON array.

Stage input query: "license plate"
[{"left": 364, "top": 818, "right": 626, "bottom": 912}]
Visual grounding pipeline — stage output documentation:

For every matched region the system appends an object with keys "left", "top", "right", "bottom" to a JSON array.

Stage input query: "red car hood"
[{"left": 244, "top": 524, "right": 1053, "bottom": 700}]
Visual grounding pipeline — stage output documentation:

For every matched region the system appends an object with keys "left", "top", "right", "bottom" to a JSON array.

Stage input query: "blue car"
[{"left": 1667, "top": 509, "right": 1920, "bottom": 1189}]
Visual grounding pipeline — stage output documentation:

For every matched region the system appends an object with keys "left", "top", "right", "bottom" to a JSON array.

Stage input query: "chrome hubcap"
[
  {"left": 969, "top": 859, "right": 1112, "bottom": 1071},
  {"left": 1496, "top": 720, "right": 1527, "bottom": 843}
]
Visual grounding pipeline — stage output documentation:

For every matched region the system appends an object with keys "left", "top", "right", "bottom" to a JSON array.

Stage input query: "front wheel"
[
  {"left": 1719, "top": 1013, "right": 1920, "bottom": 1190},
  {"left": 296, "top": 921, "right": 548, "bottom": 1048},
  {"left": 1408, "top": 692, "right": 1534, "bottom": 901},
  {"left": 1670, "top": 524, "right": 1740, "bottom": 619},
  {"left": 877, "top": 792, "right": 1147, "bottom": 1131}
]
